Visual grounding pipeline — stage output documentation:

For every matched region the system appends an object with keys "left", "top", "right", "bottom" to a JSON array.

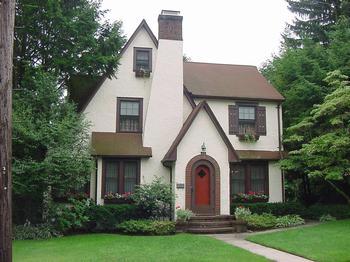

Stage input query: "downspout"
[
  {"left": 277, "top": 104, "right": 285, "bottom": 202},
  {"left": 95, "top": 158, "right": 98, "bottom": 204},
  {"left": 167, "top": 165, "right": 174, "bottom": 221}
]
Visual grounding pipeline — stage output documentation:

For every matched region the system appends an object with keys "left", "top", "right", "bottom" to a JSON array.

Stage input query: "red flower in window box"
[{"left": 232, "top": 192, "right": 268, "bottom": 203}]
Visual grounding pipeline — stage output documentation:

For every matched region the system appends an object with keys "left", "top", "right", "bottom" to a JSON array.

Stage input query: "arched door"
[{"left": 192, "top": 164, "right": 215, "bottom": 215}]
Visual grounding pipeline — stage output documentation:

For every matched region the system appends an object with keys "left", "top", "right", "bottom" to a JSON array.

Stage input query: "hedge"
[
  {"left": 116, "top": 220, "right": 176, "bottom": 235},
  {"left": 87, "top": 204, "right": 144, "bottom": 231},
  {"left": 231, "top": 202, "right": 350, "bottom": 220}
]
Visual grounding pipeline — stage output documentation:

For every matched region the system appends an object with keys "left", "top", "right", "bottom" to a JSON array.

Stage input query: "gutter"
[
  {"left": 167, "top": 165, "right": 174, "bottom": 221},
  {"left": 95, "top": 158, "right": 98, "bottom": 204}
]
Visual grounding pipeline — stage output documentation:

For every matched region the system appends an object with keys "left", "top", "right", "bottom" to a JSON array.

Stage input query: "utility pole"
[{"left": 0, "top": 0, "right": 15, "bottom": 261}]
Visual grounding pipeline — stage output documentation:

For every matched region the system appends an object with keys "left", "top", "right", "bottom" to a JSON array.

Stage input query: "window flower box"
[
  {"left": 103, "top": 192, "right": 134, "bottom": 204},
  {"left": 135, "top": 69, "right": 150, "bottom": 78},
  {"left": 237, "top": 133, "right": 260, "bottom": 142},
  {"left": 232, "top": 192, "right": 268, "bottom": 203}
]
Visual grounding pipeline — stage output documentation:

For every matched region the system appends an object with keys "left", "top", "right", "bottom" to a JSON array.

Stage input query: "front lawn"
[
  {"left": 247, "top": 219, "right": 350, "bottom": 262},
  {"left": 14, "top": 233, "right": 268, "bottom": 262}
]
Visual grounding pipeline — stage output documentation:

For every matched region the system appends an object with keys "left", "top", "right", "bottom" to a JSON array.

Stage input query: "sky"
[{"left": 101, "top": 0, "right": 295, "bottom": 67}]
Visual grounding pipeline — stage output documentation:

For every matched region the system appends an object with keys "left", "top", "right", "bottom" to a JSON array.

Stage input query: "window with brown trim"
[
  {"left": 230, "top": 161, "right": 268, "bottom": 195},
  {"left": 133, "top": 47, "right": 152, "bottom": 72},
  {"left": 103, "top": 159, "right": 140, "bottom": 196},
  {"left": 116, "top": 97, "right": 143, "bottom": 132},
  {"left": 228, "top": 103, "right": 266, "bottom": 136}
]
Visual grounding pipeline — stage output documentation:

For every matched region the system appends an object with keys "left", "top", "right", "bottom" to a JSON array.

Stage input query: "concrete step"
[
  {"left": 187, "top": 227, "right": 234, "bottom": 234},
  {"left": 188, "top": 221, "right": 233, "bottom": 228},
  {"left": 189, "top": 215, "right": 234, "bottom": 222}
]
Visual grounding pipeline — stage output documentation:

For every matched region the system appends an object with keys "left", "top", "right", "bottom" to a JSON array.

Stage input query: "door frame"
[
  {"left": 185, "top": 154, "right": 221, "bottom": 216},
  {"left": 191, "top": 161, "right": 215, "bottom": 215}
]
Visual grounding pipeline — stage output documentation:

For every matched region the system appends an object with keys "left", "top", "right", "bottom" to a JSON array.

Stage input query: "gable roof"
[
  {"left": 184, "top": 62, "right": 284, "bottom": 102},
  {"left": 162, "top": 101, "right": 239, "bottom": 166},
  {"left": 69, "top": 19, "right": 157, "bottom": 113}
]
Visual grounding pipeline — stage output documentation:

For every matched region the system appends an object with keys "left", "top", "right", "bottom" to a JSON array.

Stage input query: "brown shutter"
[
  {"left": 228, "top": 105, "right": 239, "bottom": 134},
  {"left": 256, "top": 106, "right": 266, "bottom": 135}
]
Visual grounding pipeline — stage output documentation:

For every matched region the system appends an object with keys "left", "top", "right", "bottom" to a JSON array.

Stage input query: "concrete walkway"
[{"left": 209, "top": 224, "right": 318, "bottom": 262}]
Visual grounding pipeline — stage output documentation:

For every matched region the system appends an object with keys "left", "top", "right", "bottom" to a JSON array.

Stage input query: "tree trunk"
[
  {"left": 0, "top": 0, "right": 15, "bottom": 261},
  {"left": 327, "top": 180, "right": 350, "bottom": 205}
]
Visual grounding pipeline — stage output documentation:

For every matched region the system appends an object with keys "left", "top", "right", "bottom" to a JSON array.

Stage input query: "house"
[{"left": 73, "top": 10, "right": 285, "bottom": 216}]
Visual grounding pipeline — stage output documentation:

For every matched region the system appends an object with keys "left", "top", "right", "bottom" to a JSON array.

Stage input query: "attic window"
[{"left": 134, "top": 47, "right": 152, "bottom": 76}]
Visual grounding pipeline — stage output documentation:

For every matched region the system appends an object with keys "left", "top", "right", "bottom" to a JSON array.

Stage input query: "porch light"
[{"left": 201, "top": 142, "right": 206, "bottom": 154}]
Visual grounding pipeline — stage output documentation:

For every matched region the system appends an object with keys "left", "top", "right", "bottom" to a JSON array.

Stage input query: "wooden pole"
[{"left": 0, "top": 0, "right": 15, "bottom": 261}]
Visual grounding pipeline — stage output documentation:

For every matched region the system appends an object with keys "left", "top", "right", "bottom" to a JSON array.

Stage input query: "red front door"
[{"left": 194, "top": 165, "right": 211, "bottom": 210}]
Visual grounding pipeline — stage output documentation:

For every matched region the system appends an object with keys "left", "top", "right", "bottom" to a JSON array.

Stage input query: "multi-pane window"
[
  {"left": 104, "top": 159, "right": 139, "bottom": 195},
  {"left": 238, "top": 106, "right": 256, "bottom": 135},
  {"left": 134, "top": 48, "right": 152, "bottom": 71},
  {"left": 117, "top": 98, "right": 142, "bottom": 132},
  {"left": 230, "top": 162, "right": 268, "bottom": 195}
]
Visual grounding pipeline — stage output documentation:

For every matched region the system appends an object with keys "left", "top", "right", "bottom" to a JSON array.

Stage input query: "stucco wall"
[
  {"left": 196, "top": 99, "right": 281, "bottom": 151},
  {"left": 142, "top": 39, "right": 184, "bottom": 183},
  {"left": 268, "top": 161, "right": 283, "bottom": 202},
  {"left": 83, "top": 27, "right": 157, "bottom": 133},
  {"left": 174, "top": 109, "right": 231, "bottom": 215}
]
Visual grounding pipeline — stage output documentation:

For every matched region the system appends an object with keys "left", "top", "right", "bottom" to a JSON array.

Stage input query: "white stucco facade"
[{"left": 85, "top": 13, "right": 284, "bottom": 215}]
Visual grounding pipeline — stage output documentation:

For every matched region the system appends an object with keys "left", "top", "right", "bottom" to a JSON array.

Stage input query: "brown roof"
[
  {"left": 91, "top": 132, "right": 152, "bottom": 157},
  {"left": 184, "top": 62, "right": 284, "bottom": 102},
  {"left": 236, "top": 150, "right": 286, "bottom": 160},
  {"left": 162, "top": 101, "right": 239, "bottom": 165}
]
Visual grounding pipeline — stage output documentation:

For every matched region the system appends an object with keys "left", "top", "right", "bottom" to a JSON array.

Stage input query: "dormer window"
[{"left": 134, "top": 47, "right": 152, "bottom": 77}]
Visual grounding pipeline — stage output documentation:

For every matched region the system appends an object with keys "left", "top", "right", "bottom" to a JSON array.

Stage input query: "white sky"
[{"left": 101, "top": 0, "right": 295, "bottom": 67}]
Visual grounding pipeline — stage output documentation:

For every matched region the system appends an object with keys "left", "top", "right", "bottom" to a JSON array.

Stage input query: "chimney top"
[
  {"left": 161, "top": 10, "right": 181, "bottom": 16},
  {"left": 158, "top": 10, "right": 183, "bottom": 41}
]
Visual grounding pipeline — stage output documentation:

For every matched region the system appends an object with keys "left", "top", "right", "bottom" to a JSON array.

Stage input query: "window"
[
  {"left": 228, "top": 104, "right": 266, "bottom": 136},
  {"left": 117, "top": 98, "right": 143, "bottom": 132},
  {"left": 103, "top": 159, "right": 140, "bottom": 195},
  {"left": 133, "top": 47, "right": 152, "bottom": 72},
  {"left": 230, "top": 162, "right": 268, "bottom": 195},
  {"left": 238, "top": 106, "right": 256, "bottom": 135}
]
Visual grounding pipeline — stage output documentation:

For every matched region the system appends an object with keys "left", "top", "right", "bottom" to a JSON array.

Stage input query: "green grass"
[
  {"left": 247, "top": 219, "right": 350, "bottom": 262},
  {"left": 14, "top": 233, "right": 269, "bottom": 262}
]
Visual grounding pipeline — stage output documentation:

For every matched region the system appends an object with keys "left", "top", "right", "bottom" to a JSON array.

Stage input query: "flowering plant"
[
  {"left": 176, "top": 206, "right": 194, "bottom": 222},
  {"left": 232, "top": 191, "right": 268, "bottom": 203},
  {"left": 104, "top": 192, "right": 132, "bottom": 200},
  {"left": 234, "top": 206, "right": 251, "bottom": 220}
]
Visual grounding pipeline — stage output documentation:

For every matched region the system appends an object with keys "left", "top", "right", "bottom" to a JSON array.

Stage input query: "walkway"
[{"left": 210, "top": 224, "right": 317, "bottom": 262}]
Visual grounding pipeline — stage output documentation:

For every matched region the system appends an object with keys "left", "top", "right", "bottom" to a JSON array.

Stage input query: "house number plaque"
[{"left": 176, "top": 183, "right": 185, "bottom": 189}]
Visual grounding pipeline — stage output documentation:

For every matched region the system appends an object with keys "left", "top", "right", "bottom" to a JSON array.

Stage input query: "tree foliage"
[
  {"left": 13, "top": 68, "right": 93, "bottom": 201},
  {"left": 281, "top": 71, "right": 350, "bottom": 203},
  {"left": 14, "top": 0, "right": 126, "bottom": 87}
]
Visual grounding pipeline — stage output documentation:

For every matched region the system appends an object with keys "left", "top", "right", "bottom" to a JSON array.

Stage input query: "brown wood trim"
[
  {"left": 192, "top": 94, "right": 285, "bottom": 102},
  {"left": 185, "top": 154, "right": 221, "bottom": 215},
  {"left": 133, "top": 47, "right": 152, "bottom": 72},
  {"left": 183, "top": 86, "right": 196, "bottom": 109},
  {"left": 162, "top": 101, "right": 239, "bottom": 164},
  {"left": 101, "top": 158, "right": 141, "bottom": 198},
  {"left": 116, "top": 97, "right": 143, "bottom": 133}
]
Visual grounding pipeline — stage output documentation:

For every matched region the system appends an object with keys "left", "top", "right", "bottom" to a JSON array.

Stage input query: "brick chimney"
[{"left": 158, "top": 10, "right": 183, "bottom": 41}]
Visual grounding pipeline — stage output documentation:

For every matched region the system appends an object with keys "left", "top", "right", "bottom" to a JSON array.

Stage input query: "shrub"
[
  {"left": 87, "top": 204, "right": 142, "bottom": 232},
  {"left": 231, "top": 202, "right": 306, "bottom": 217},
  {"left": 234, "top": 207, "right": 252, "bottom": 220},
  {"left": 13, "top": 221, "right": 60, "bottom": 240},
  {"left": 244, "top": 213, "right": 277, "bottom": 230},
  {"left": 302, "top": 204, "right": 350, "bottom": 220},
  {"left": 319, "top": 214, "right": 337, "bottom": 222},
  {"left": 176, "top": 208, "right": 194, "bottom": 221},
  {"left": 116, "top": 220, "right": 175, "bottom": 235},
  {"left": 132, "top": 177, "right": 174, "bottom": 219},
  {"left": 276, "top": 215, "right": 305, "bottom": 228},
  {"left": 49, "top": 198, "right": 93, "bottom": 233}
]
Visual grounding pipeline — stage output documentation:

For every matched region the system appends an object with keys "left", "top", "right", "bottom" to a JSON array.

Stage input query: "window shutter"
[
  {"left": 256, "top": 106, "right": 266, "bottom": 135},
  {"left": 228, "top": 105, "right": 239, "bottom": 134}
]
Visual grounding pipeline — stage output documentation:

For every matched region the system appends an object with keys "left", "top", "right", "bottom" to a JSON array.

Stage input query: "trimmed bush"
[
  {"left": 116, "top": 220, "right": 176, "bottom": 235},
  {"left": 87, "top": 204, "right": 142, "bottom": 232},
  {"left": 302, "top": 204, "right": 350, "bottom": 220},
  {"left": 231, "top": 202, "right": 306, "bottom": 217},
  {"left": 276, "top": 215, "right": 305, "bottom": 228},
  {"left": 13, "top": 221, "right": 60, "bottom": 240},
  {"left": 244, "top": 213, "right": 277, "bottom": 230}
]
